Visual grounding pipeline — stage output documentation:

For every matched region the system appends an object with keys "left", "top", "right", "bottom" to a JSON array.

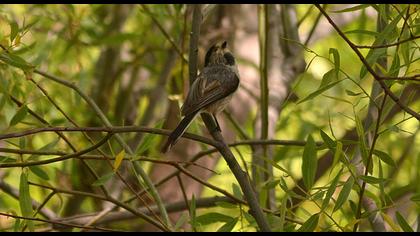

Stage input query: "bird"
[{"left": 161, "top": 41, "right": 240, "bottom": 153}]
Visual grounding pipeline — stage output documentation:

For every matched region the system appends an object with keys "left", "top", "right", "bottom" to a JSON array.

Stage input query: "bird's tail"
[{"left": 161, "top": 111, "right": 198, "bottom": 153}]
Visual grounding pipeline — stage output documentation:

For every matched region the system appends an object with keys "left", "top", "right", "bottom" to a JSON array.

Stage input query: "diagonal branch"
[{"left": 315, "top": 4, "right": 420, "bottom": 120}]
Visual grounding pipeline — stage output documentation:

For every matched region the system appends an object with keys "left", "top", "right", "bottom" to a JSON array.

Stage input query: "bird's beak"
[{"left": 221, "top": 41, "right": 227, "bottom": 49}]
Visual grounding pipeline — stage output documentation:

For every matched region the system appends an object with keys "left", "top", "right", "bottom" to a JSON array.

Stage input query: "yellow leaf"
[
  {"left": 381, "top": 212, "right": 400, "bottom": 232},
  {"left": 113, "top": 150, "right": 125, "bottom": 171}
]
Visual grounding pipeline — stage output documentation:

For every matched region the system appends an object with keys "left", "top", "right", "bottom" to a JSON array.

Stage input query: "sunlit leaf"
[
  {"left": 297, "top": 79, "right": 344, "bottom": 104},
  {"left": 298, "top": 213, "right": 319, "bottom": 232},
  {"left": 396, "top": 211, "right": 413, "bottom": 232},
  {"left": 195, "top": 212, "right": 234, "bottom": 225},
  {"left": 113, "top": 150, "right": 125, "bottom": 171},
  {"left": 381, "top": 212, "right": 400, "bottom": 232},
  {"left": 217, "top": 217, "right": 238, "bottom": 232},
  {"left": 331, "top": 4, "right": 370, "bottom": 13}
]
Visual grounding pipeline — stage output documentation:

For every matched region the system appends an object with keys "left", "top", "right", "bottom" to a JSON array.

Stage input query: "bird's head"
[{"left": 204, "top": 41, "right": 236, "bottom": 67}]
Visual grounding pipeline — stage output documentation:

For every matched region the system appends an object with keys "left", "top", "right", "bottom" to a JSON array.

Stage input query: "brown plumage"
[{"left": 161, "top": 41, "right": 240, "bottom": 153}]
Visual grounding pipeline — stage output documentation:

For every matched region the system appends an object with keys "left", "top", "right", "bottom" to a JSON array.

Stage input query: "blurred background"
[{"left": 0, "top": 4, "right": 419, "bottom": 232}]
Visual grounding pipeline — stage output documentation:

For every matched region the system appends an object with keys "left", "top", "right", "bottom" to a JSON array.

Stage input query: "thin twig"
[{"left": 315, "top": 4, "right": 420, "bottom": 120}]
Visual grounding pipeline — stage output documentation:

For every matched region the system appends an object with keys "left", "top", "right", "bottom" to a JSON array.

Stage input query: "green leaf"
[
  {"left": 332, "top": 141, "right": 343, "bottom": 168},
  {"left": 331, "top": 4, "right": 370, "bottom": 13},
  {"left": 355, "top": 113, "right": 370, "bottom": 173},
  {"left": 373, "top": 150, "right": 396, "bottom": 167},
  {"left": 174, "top": 212, "right": 188, "bottom": 231},
  {"left": 344, "top": 29, "right": 379, "bottom": 37},
  {"left": 29, "top": 166, "right": 50, "bottom": 180},
  {"left": 195, "top": 212, "right": 234, "bottom": 225},
  {"left": 232, "top": 183, "right": 243, "bottom": 199},
  {"left": 320, "top": 130, "right": 335, "bottom": 151},
  {"left": 263, "top": 179, "right": 280, "bottom": 189},
  {"left": 19, "top": 169, "right": 34, "bottom": 231},
  {"left": 329, "top": 48, "right": 340, "bottom": 77},
  {"left": 359, "top": 175, "right": 386, "bottom": 184},
  {"left": 297, "top": 79, "right": 344, "bottom": 104},
  {"left": 319, "top": 69, "right": 336, "bottom": 88},
  {"left": 215, "top": 201, "right": 237, "bottom": 209},
  {"left": 389, "top": 52, "right": 400, "bottom": 77},
  {"left": 10, "top": 21, "right": 19, "bottom": 42},
  {"left": 333, "top": 176, "right": 354, "bottom": 212},
  {"left": 279, "top": 197, "right": 287, "bottom": 231},
  {"left": 298, "top": 213, "right": 319, "bottom": 232},
  {"left": 410, "top": 193, "right": 420, "bottom": 202},
  {"left": 322, "top": 167, "right": 343, "bottom": 210},
  {"left": 0, "top": 51, "right": 34, "bottom": 71},
  {"left": 302, "top": 135, "right": 317, "bottom": 190},
  {"left": 217, "top": 217, "right": 238, "bottom": 232},
  {"left": 396, "top": 211, "right": 414, "bottom": 232},
  {"left": 92, "top": 172, "right": 115, "bottom": 186},
  {"left": 345, "top": 89, "right": 362, "bottom": 96},
  {"left": 136, "top": 120, "right": 163, "bottom": 155},
  {"left": 189, "top": 194, "right": 197, "bottom": 230},
  {"left": 360, "top": 10, "right": 404, "bottom": 79},
  {"left": 10, "top": 105, "right": 28, "bottom": 126}
]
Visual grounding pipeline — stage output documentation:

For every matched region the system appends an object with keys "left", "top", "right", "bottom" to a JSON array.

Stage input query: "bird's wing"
[{"left": 181, "top": 66, "right": 239, "bottom": 116}]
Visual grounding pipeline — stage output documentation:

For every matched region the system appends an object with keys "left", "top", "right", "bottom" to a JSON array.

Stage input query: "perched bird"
[{"left": 161, "top": 41, "right": 240, "bottom": 153}]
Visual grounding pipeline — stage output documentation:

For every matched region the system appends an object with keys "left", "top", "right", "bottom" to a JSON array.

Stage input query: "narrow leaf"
[
  {"left": 410, "top": 193, "right": 420, "bottom": 202},
  {"left": 322, "top": 167, "right": 343, "bottom": 210},
  {"left": 331, "top": 4, "right": 370, "bottom": 13},
  {"left": 381, "top": 212, "right": 400, "bottom": 232},
  {"left": 373, "top": 150, "right": 396, "bottom": 167},
  {"left": 136, "top": 120, "right": 163, "bottom": 154},
  {"left": 302, "top": 135, "right": 317, "bottom": 190},
  {"left": 92, "top": 172, "right": 115, "bottom": 186},
  {"left": 217, "top": 217, "right": 238, "bottom": 232},
  {"left": 396, "top": 211, "right": 413, "bottom": 232},
  {"left": 29, "top": 166, "right": 49, "bottom": 180},
  {"left": 10, "top": 105, "right": 28, "bottom": 126},
  {"left": 298, "top": 79, "right": 344, "bottom": 104},
  {"left": 215, "top": 201, "right": 237, "bottom": 209},
  {"left": 10, "top": 21, "right": 19, "bottom": 42},
  {"left": 355, "top": 113, "right": 370, "bottom": 173},
  {"left": 232, "top": 183, "right": 243, "bottom": 199},
  {"left": 195, "top": 212, "right": 234, "bottom": 225},
  {"left": 0, "top": 51, "right": 34, "bottom": 71},
  {"left": 320, "top": 130, "right": 335, "bottom": 151},
  {"left": 359, "top": 175, "right": 386, "bottom": 184},
  {"left": 113, "top": 150, "right": 125, "bottom": 171},
  {"left": 332, "top": 141, "right": 342, "bottom": 168},
  {"left": 19, "top": 169, "right": 34, "bottom": 231},
  {"left": 298, "top": 213, "right": 319, "bottom": 232},
  {"left": 329, "top": 48, "right": 340, "bottom": 77},
  {"left": 333, "top": 176, "right": 354, "bottom": 212}
]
